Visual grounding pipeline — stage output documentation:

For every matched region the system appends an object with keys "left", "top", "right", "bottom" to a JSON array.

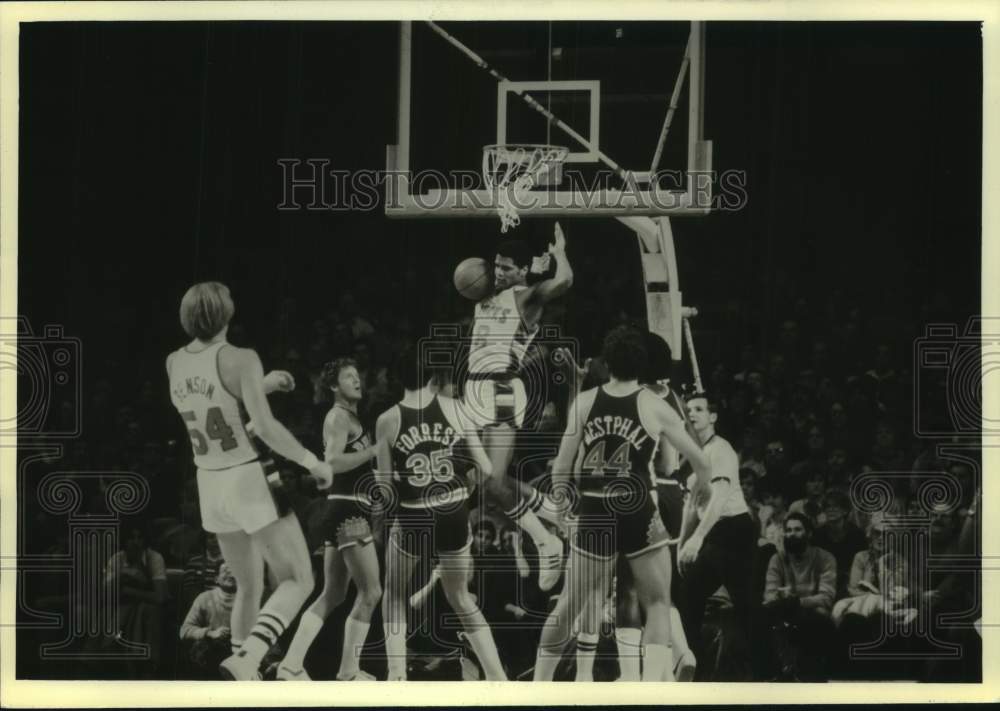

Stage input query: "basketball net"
[{"left": 482, "top": 144, "right": 568, "bottom": 232}]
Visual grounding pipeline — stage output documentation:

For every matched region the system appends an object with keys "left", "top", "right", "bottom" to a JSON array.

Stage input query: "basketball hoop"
[{"left": 482, "top": 144, "right": 568, "bottom": 232}]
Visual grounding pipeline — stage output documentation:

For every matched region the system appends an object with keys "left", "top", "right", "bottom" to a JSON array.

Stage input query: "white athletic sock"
[
  {"left": 533, "top": 646, "right": 563, "bottom": 681},
  {"left": 642, "top": 643, "right": 673, "bottom": 682},
  {"left": 337, "top": 618, "right": 371, "bottom": 677},
  {"left": 383, "top": 622, "right": 407, "bottom": 679},
  {"left": 230, "top": 639, "right": 245, "bottom": 655},
  {"left": 616, "top": 627, "right": 642, "bottom": 681},
  {"left": 513, "top": 509, "right": 552, "bottom": 548},
  {"left": 575, "top": 632, "right": 600, "bottom": 681},
  {"left": 465, "top": 627, "right": 507, "bottom": 681},
  {"left": 281, "top": 610, "right": 324, "bottom": 671},
  {"left": 536, "top": 493, "right": 565, "bottom": 525}
]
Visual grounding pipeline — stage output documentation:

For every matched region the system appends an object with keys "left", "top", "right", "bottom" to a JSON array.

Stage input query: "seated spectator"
[
  {"left": 740, "top": 468, "right": 763, "bottom": 530},
  {"left": 179, "top": 563, "right": 236, "bottom": 679},
  {"left": 812, "top": 490, "right": 867, "bottom": 599},
  {"left": 757, "top": 476, "right": 789, "bottom": 551},
  {"left": 105, "top": 524, "right": 169, "bottom": 679},
  {"left": 788, "top": 464, "right": 828, "bottom": 528},
  {"left": 842, "top": 514, "right": 886, "bottom": 601},
  {"left": 472, "top": 520, "right": 497, "bottom": 555},
  {"left": 180, "top": 532, "right": 224, "bottom": 611},
  {"left": 830, "top": 514, "right": 911, "bottom": 629},
  {"left": 762, "top": 513, "right": 837, "bottom": 681}
]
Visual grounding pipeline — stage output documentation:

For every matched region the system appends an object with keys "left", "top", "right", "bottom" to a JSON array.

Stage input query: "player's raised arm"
[
  {"left": 235, "top": 348, "right": 332, "bottom": 488},
  {"left": 324, "top": 408, "right": 377, "bottom": 474},
  {"left": 524, "top": 222, "right": 574, "bottom": 306}
]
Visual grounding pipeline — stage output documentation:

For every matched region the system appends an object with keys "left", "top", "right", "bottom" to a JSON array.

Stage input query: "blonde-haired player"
[{"left": 167, "top": 282, "right": 332, "bottom": 680}]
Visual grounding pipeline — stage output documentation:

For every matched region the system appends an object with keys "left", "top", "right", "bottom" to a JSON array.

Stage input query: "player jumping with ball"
[{"left": 464, "top": 222, "right": 572, "bottom": 591}]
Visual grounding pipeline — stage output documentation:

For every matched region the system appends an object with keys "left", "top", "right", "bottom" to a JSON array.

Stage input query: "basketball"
[{"left": 453, "top": 257, "right": 492, "bottom": 301}]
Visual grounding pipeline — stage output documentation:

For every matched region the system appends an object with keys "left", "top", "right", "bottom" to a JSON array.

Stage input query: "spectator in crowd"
[
  {"left": 790, "top": 425, "right": 828, "bottom": 481},
  {"left": 762, "top": 513, "right": 837, "bottom": 681},
  {"left": 738, "top": 427, "right": 767, "bottom": 479},
  {"left": 763, "top": 438, "right": 790, "bottom": 482},
  {"left": 179, "top": 563, "right": 236, "bottom": 679},
  {"left": 105, "top": 524, "right": 169, "bottom": 678},
  {"left": 834, "top": 514, "right": 888, "bottom": 623},
  {"left": 788, "top": 465, "right": 828, "bottom": 528},
  {"left": 181, "top": 532, "right": 225, "bottom": 612},
  {"left": 757, "top": 476, "right": 789, "bottom": 551},
  {"left": 826, "top": 448, "right": 851, "bottom": 489},
  {"left": 869, "top": 420, "right": 906, "bottom": 470},
  {"left": 740, "top": 467, "right": 763, "bottom": 528},
  {"left": 472, "top": 520, "right": 497, "bottom": 555},
  {"left": 758, "top": 401, "right": 784, "bottom": 445},
  {"left": 826, "top": 401, "right": 861, "bottom": 460},
  {"left": 812, "top": 490, "right": 867, "bottom": 599}
]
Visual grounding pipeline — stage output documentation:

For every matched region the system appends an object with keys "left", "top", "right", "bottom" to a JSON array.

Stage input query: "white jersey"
[
  {"left": 168, "top": 341, "right": 258, "bottom": 471},
  {"left": 469, "top": 285, "right": 538, "bottom": 375},
  {"left": 685, "top": 434, "right": 749, "bottom": 519}
]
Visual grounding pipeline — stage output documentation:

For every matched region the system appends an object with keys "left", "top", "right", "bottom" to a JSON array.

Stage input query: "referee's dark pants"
[{"left": 674, "top": 512, "right": 756, "bottom": 679}]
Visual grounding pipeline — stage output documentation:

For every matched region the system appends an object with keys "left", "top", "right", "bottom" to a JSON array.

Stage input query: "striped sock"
[
  {"left": 575, "top": 633, "right": 600, "bottom": 681},
  {"left": 506, "top": 492, "right": 550, "bottom": 548},
  {"left": 505, "top": 488, "right": 540, "bottom": 521},
  {"left": 242, "top": 611, "right": 289, "bottom": 665},
  {"left": 231, "top": 639, "right": 245, "bottom": 655}
]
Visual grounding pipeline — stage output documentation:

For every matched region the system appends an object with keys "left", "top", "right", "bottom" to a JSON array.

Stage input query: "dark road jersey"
[
  {"left": 325, "top": 407, "right": 374, "bottom": 502},
  {"left": 574, "top": 386, "right": 659, "bottom": 496},
  {"left": 389, "top": 396, "right": 470, "bottom": 509}
]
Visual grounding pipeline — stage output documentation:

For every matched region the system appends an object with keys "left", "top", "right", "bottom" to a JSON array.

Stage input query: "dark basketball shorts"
[
  {"left": 655, "top": 479, "right": 686, "bottom": 540},
  {"left": 389, "top": 501, "right": 472, "bottom": 559},
  {"left": 571, "top": 487, "right": 670, "bottom": 561},
  {"left": 322, "top": 496, "right": 374, "bottom": 551}
]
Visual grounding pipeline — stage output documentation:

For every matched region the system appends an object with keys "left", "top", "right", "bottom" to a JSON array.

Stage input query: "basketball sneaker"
[
  {"left": 673, "top": 649, "right": 697, "bottom": 681},
  {"left": 276, "top": 664, "right": 312, "bottom": 681},
  {"left": 219, "top": 650, "right": 262, "bottom": 681},
  {"left": 336, "top": 670, "right": 376, "bottom": 681}
]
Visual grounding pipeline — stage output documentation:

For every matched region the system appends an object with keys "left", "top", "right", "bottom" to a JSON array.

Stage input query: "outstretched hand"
[{"left": 549, "top": 222, "right": 566, "bottom": 253}]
